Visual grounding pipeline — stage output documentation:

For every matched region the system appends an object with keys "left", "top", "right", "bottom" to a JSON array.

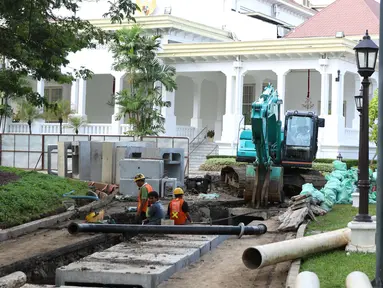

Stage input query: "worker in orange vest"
[
  {"left": 134, "top": 173, "right": 154, "bottom": 222},
  {"left": 167, "top": 188, "right": 193, "bottom": 225}
]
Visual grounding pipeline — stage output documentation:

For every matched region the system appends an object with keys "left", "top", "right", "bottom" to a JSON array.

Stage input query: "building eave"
[
  {"left": 158, "top": 37, "right": 356, "bottom": 63},
  {"left": 88, "top": 15, "right": 233, "bottom": 42}
]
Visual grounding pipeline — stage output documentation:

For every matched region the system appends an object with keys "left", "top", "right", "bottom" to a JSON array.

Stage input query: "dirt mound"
[{"left": 0, "top": 171, "right": 20, "bottom": 185}]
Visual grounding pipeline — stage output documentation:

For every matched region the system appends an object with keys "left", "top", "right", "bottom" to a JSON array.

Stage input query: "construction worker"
[
  {"left": 142, "top": 191, "right": 165, "bottom": 225},
  {"left": 167, "top": 188, "right": 193, "bottom": 225},
  {"left": 134, "top": 173, "right": 153, "bottom": 222}
]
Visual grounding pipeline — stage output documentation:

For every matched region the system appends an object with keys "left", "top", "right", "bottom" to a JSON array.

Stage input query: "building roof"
[
  {"left": 89, "top": 15, "right": 233, "bottom": 42},
  {"left": 285, "top": 0, "right": 379, "bottom": 38},
  {"left": 158, "top": 37, "right": 356, "bottom": 63}
]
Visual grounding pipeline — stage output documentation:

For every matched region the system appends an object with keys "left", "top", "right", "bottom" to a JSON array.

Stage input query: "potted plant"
[{"left": 207, "top": 130, "right": 215, "bottom": 142}]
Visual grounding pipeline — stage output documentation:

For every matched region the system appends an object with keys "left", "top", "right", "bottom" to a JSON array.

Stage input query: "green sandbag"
[
  {"left": 320, "top": 197, "right": 334, "bottom": 212},
  {"left": 300, "top": 183, "right": 325, "bottom": 203},
  {"left": 330, "top": 170, "right": 346, "bottom": 181},
  {"left": 324, "top": 178, "right": 342, "bottom": 194},
  {"left": 333, "top": 160, "right": 347, "bottom": 171},
  {"left": 336, "top": 179, "right": 354, "bottom": 204},
  {"left": 322, "top": 187, "right": 337, "bottom": 203}
]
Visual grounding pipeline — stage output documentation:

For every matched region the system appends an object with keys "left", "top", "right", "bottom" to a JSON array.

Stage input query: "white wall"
[
  {"left": 174, "top": 76, "right": 193, "bottom": 126},
  {"left": 85, "top": 74, "right": 114, "bottom": 123},
  {"left": 237, "top": 0, "right": 310, "bottom": 27}
]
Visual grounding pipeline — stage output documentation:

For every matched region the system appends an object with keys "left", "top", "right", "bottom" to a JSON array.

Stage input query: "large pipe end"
[
  {"left": 257, "top": 223, "right": 267, "bottom": 234},
  {"left": 68, "top": 222, "right": 80, "bottom": 235},
  {"left": 242, "top": 247, "right": 262, "bottom": 269}
]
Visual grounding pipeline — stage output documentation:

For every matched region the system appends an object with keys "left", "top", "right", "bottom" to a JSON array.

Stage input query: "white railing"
[
  {"left": 176, "top": 125, "right": 195, "bottom": 139},
  {"left": 7, "top": 122, "right": 194, "bottom": 137},
  {"left": 7, "top": 123, "right": 29, "bottom": 133},
  {"left": 344, "top": 128, "right": 359, "bottom": 145},
  {"left": 82, "top": 124, "right": 112, "bottom": 135}
]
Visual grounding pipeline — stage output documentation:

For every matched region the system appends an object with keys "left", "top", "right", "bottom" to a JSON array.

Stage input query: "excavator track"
[
  {"left": 220, "top": 166, "right": 247, "bottom": 198},
  {"left": 221, "top": 165, "right": 326, "bottom": 205}
]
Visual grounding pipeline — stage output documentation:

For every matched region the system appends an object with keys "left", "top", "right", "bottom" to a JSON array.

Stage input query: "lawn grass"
[
  {"left": 300, "top": 204, "right": 377, "bottom": 288},
  {"left": 0, "top": 167, "right": 89, "bottom": 228}
]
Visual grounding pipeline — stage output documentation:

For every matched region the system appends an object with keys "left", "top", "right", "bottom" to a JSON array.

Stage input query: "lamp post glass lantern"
[
  {"left": 337, "top": 153, "right": 343, "bottom": 162},
  {"left": 353, "top": 30, "right": 378, "bottom": 223}
]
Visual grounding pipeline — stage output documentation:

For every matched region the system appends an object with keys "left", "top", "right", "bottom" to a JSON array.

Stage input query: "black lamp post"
[{"left": 353, "top": 30, "right": 379, "bottom": 223}]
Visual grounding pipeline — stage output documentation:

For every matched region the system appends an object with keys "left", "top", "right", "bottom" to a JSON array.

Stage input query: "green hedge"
[{"left": 206, "top": 155, "right": 377, "bottom": 170}]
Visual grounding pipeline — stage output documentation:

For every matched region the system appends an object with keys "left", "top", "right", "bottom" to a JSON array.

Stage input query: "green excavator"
[{"left": 220, "top": 84, "right": 326, "bottom": 208}]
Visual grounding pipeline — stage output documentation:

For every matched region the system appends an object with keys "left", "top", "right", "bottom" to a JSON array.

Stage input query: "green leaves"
[
  {"left": 0, "top": 0, "right": 138, "bottom": 107},
  {"left": 369, "top": 88, "right": 378, "bottom": 145},
  {"left": 110, "top": 26, "right": 177, "bottom": 138}
]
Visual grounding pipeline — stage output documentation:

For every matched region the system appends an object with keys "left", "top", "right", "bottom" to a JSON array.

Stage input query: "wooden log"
[{"left": 278, "top": 207, "right": 309, "bottom": 232}]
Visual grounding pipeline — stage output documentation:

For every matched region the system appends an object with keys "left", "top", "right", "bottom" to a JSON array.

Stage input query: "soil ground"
[
  {"left": 0, "top": 170, "right": 20, "bottom": 185},
  {"left": 159, "top": 219, "right": 295, "bottom": 288}
]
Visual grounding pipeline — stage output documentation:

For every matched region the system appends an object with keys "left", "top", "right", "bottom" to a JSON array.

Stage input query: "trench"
[{"left": 1, "top": 203, "right": 263, "bottom": 286}]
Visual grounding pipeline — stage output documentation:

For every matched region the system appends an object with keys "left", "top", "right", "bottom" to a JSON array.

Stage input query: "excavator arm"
[{"left": 246, "top": 84, "right": 284, "bottom": 207}]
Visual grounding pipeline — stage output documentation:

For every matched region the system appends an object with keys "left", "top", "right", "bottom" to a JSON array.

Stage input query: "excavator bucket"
[{"left": 244, "top": 165, "right": 284, "bottom": 207}]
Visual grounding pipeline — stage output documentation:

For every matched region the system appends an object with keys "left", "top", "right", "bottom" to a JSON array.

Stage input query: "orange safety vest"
[
  {"left": 138, "top": 183, "right": 153, "bottom": 213},
  {"left": 169, "top": 198, "right": 187, "bottom": 225}
]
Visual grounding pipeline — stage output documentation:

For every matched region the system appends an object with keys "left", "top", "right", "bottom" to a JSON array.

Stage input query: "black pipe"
[{"left": 68, "top": 222, "right": 267, "bottom": 238}]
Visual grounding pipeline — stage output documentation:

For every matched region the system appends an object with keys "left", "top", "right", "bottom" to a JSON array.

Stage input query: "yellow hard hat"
[
  {"left": 134, "top": 173, "right": 145, "bottom": 182},
  {"left": 173, "top": 187, "right": 184, "bottom": 195}
]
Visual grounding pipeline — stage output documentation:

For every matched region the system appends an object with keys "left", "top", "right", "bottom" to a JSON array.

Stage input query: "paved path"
[{"left": 159, "top": 219, "right": 294, "bottom": 288}]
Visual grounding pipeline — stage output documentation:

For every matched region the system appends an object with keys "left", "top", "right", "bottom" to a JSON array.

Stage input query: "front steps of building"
[{"left": 188, "top": 141, "right": 218, "bottom": 175}]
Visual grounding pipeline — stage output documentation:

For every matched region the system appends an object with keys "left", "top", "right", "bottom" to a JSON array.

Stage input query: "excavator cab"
[{"left": 282, "top": 111, "right": 325, "bottom": 168}]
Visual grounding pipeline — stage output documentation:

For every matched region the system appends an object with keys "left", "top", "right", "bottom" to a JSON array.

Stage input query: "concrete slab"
[
  {"left": 55, "top": 234, "right": 227, "bottom": 288},
  {"left": 56, "top": 261, "right": 175, "bottom": 288}
]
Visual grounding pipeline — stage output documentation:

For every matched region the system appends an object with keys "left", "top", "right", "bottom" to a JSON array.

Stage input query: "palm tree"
[
  {"left": 44, "top": 99, "right": 74, "bottom": 134},
  {"left": 67, "top": 116, "right": 87, "bottom": 134},
  {"left": 110, "top": 25, "right": 177, "bottom": 139},
  {"left": 16, "top": 99, "right": 42, "bottom": 134}
]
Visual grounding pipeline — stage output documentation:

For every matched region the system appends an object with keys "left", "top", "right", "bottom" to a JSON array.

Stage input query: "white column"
[
  {"left": 320, "top": 71, "right": 329, "bottom": 116},
  {"left": 352, "top": 75, "right": 361, "bottom": 129},
  {"left": 214, "top": 84, "right": 225, "bottom": 141},
  {"left": 274, "top": 69, "right": 289, "bottom": 125},
  {"left": 190, "top": 78, "right": 203, "bottom": 129},
  {"left": 70, "top": 79, "right": 79, "bottom": 112},
  {"left": 220, "top": 69, "right": 243, "bottom": 144},
  {"left": 331, "top": 69, "right": 345, "bottom": 117},
  {"left": 255, "top": 78, "right": 263, "bottom": 99},
  {"left": 111, "top": 72, "right": 125, "bottom": 134},
  {"left": 77, "top": 79, "right": 87, "bottom": 118},
  {"left": 162, "top": 87, "right": 176, "bottom": 136},
  {"left": 323, "top": 68, "right": 345, "bottom": 145},
  {"left": 33, "top": 80, "right": 45, "bottom": 133}
]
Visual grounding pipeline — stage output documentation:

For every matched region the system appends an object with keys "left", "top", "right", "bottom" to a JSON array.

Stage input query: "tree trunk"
[
  {"left": 28, "top": 120, "right": 32, "bottom": 134},
  {"left": 75, "top": 128, "right": 79, "bottom": 135},
  {"left": 59, "top": 118, "right": 63, "bottom": 134},
  {"left": 2, "top": 117, "right": 6, "bottom": 133}
]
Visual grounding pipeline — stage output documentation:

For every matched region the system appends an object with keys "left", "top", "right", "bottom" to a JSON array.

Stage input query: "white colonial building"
[{"left": 6, "top": 0, "right": 380, "bottom": 160}]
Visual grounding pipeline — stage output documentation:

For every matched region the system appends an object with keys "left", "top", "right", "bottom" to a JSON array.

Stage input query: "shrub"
[{"left": 199, "top": 158, "right": 247, "bottom": 171}]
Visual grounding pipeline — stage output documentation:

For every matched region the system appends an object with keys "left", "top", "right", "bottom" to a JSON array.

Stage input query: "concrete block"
[
  {"left": 71, "top": 141, "right": 91, "bottom": 181},
  {"left": 47, "top": 144, "right": 58, "bottom": 175},
  {"left": 55, "top": 234, "right": 226, "bottom": 288},
  {"left": 57, "top": 142, "right": 72, "bottom": 178},
  {"left": 119, "top": 179, "right": 161, "bottom": 196},
  {"left": 119, "top": 159, "right": 164, "bottom": 180},
  {"left": 101, "top": 142, "right": 115, "bottom": 184},
  {"left": 90, "top": 142, "right": 103, "bottom": 182},
  {"left": 55, "top": 261, "right": 175, "bottom": 288},
  {"left": 114, "top": 147, "right": 127, "bottom": 185}
]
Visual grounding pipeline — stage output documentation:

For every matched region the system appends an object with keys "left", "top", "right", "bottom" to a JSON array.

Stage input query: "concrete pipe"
[
  {"left": 294, "top": 271, "right": 320, "bottom": 288},
  {"left": 346, "top": 271, "right": 373, "bottom": 288},
  {"left": 0, "top": 271, "right": 27, "bottom": 288},
  {"left": 242, "top": 228, "right": 351, "bottom": 269}
]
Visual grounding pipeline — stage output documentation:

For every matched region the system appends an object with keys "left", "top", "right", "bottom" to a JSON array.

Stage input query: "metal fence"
[{"left": 0, "top": 133, "right": 190, "bottom": 174}]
